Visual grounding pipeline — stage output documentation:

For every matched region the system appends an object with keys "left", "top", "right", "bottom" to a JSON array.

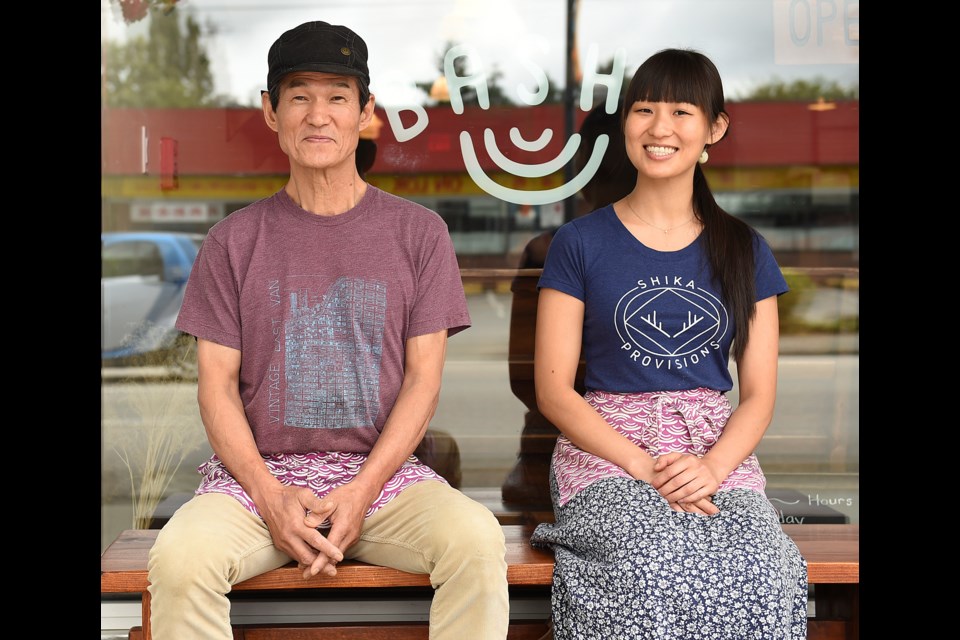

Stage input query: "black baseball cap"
[{"left": 267, "top": 21, "right": 370, "bottom": 93}]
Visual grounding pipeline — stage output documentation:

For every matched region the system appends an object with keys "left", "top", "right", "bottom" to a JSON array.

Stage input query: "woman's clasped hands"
[{"left": 651, "top": 452, "right": 722, "bottom": 515}]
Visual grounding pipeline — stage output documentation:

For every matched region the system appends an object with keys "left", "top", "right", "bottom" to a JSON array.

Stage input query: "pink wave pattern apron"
[
  {"left": 552, "top": 388, "right": 766, "bottom": 507},
  {"left": 195, "top": 452, "right": 447, "bottom": 524}
]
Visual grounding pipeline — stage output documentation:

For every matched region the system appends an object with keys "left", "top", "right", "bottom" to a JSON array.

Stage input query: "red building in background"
[{"left": 101, "top": 101, "right": 859, "bottom": 268}]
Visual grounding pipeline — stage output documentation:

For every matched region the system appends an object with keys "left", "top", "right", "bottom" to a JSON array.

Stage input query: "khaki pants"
[{"left": 147, "top": 480, "right": 509, "bottom": 639}]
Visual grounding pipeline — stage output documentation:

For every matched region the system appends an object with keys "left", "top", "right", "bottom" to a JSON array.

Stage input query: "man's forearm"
[
  {"left": 199, "top": 382, "right": 284, "bottom": 506},
  {"left": 350, "top": 330, "right": 448, "bottom": 500},
  {"left": 197, "top": 340, "right": 281, "bottom": 505},
  {"left": 350, "top": 373, "right": 439, "bottom": 500}
]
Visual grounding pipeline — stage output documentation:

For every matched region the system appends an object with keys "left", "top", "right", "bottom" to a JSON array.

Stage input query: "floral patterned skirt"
[{"left": 530, "top": 390, "right": 807, "bottom": 639}]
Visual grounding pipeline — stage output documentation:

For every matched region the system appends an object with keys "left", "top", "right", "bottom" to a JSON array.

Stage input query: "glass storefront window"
[{"left": 101, "top": 0, "right": 858, "bottom": 558}]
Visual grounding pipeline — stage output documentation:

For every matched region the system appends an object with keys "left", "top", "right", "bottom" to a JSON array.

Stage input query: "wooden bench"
[{"left": 101, "top": 523, "right": 858, "bottom": 640}]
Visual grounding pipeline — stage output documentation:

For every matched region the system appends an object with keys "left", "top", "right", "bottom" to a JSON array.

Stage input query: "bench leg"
[
  {"left": 141, "top": 590, "right": 152, "bottom": 640},
  {"left": 815, "top": 583, "right": 859, "bottom": 640}
]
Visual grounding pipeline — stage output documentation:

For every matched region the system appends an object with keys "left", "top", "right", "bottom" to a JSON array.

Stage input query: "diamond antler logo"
[{"left": 615, "top": 280, "right": 729, "bottom": 368}]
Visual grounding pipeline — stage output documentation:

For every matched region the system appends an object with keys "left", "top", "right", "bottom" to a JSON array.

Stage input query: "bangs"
[{"left": 624, "top": 49, "right": 722, "bottom": 112}]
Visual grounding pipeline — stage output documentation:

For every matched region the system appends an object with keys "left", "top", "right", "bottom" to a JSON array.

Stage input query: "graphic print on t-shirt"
[
  {"left": 614, "top": 276, "right": 729, "bottom": 370},
  {"left": 278, "top": 276, "right": 386, "bottom": 430}
]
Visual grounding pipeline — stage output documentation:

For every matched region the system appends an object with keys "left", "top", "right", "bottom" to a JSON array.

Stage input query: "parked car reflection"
[{"left": 101, "top": 231, "right": 203, "bottom": 374}]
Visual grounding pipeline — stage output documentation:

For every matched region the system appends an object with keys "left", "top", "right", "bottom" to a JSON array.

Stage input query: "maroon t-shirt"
[{"left": 176, "top": 186, "right": 470, "bottom": 455}]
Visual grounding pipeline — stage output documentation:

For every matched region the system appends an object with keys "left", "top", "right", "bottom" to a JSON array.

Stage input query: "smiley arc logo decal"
[{"left": 383, "top": 42, "right": 627, "bottom": 205}]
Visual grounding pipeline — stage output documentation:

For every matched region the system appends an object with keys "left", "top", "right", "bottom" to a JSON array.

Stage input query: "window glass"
[
  {"left": 102, "top": 241, "right": 164, "bottom": 279},
  {"left": 101, "top": 0, "right": 859, "bottom": 552}
]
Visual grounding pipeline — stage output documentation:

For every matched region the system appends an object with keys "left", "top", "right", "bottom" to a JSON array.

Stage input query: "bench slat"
[
  {"left": 100, "top": 526, "right": 555, "bottom": 592},
  {"left": 782, "top": 524, "right": 859, "bottom": 584},
  {"left": 128, "top": 621, "right": 555, "bottom": 640},
  {"left": 102, "top": 524, "right": 857, "bottom": 593}
]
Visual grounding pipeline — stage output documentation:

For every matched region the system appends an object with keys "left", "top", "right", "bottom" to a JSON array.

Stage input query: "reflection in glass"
[{"left": 101, "top": 1, "right": 859, "bottom": 558}]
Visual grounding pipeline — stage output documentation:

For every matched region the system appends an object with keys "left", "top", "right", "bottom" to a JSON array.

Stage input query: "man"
[{"left": 147, "top": 21, "right": 509, "bottom": 640}]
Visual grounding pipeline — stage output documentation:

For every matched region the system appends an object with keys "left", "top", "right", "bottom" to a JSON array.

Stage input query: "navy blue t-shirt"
[{"left": 538, "top": 205, "right": 788, "bottom": 393}]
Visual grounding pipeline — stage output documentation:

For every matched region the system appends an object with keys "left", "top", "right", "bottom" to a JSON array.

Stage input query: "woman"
[{"left": 530, "top": 49, "right": 807, "bottom": 639}]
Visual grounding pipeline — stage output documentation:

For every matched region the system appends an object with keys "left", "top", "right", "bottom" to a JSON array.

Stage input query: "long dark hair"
[{"left": 622, "top": 48, "right": 758, "bottom": 362}]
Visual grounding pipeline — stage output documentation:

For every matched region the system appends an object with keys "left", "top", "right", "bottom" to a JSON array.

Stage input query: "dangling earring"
[{"left": 699, "top": 149, "right": 709, "bottom": 164}]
